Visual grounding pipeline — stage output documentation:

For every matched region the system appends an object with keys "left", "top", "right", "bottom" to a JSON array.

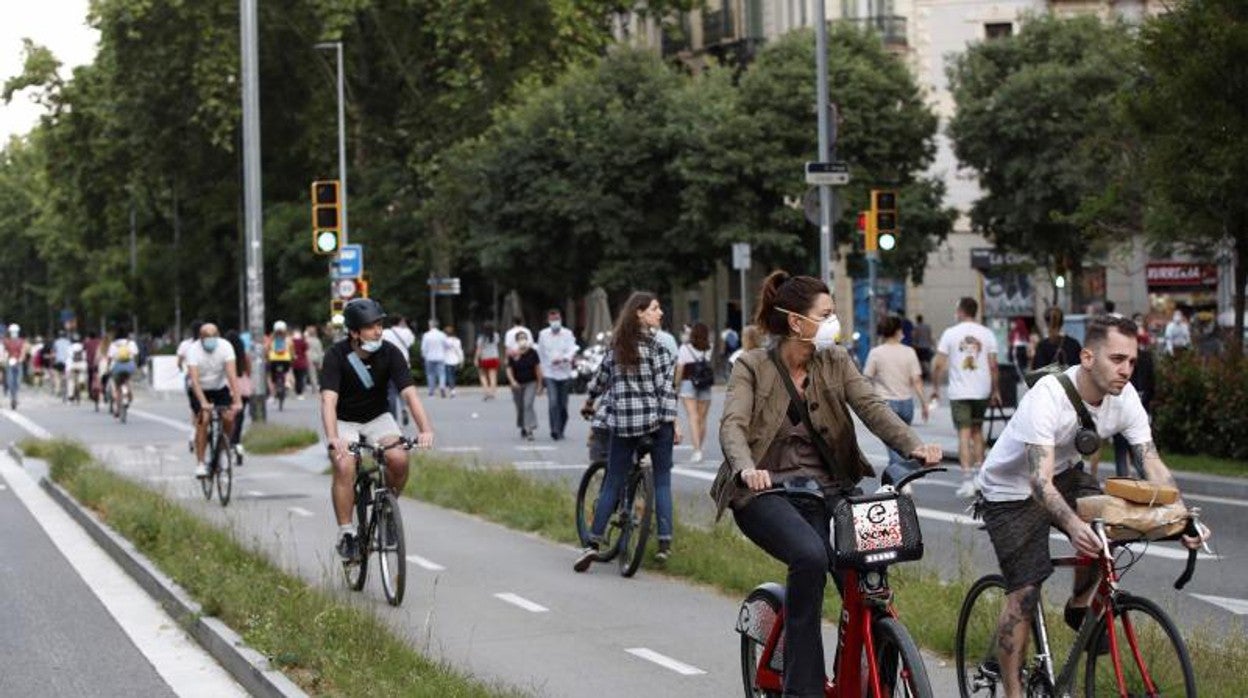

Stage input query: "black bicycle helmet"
[{"left": 343, "top": 298, "right": 386, "bottom": 330}]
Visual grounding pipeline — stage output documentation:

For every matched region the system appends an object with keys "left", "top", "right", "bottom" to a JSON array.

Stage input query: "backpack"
[
  {"left": 688, "top": 352, "right": 715, "bottom": 390},
  {"left": 116, "top": 342, "right": 133, "bottom": 362}
]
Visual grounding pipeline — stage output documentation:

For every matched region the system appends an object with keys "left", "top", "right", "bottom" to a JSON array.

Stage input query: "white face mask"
[
  {"left": 360, "top": 339, "right": 383, "bottom": 353},
  {"left": 781, "top": 309, "right": 841, "bottom": 352}
]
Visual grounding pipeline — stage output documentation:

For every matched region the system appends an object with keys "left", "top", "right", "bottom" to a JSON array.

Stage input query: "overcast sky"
[{"left": 2, "top": 1, "right": 98, "bottom": 142}]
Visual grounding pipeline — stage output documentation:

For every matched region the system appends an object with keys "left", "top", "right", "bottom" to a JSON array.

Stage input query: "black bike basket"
[{"left": 831, "top": 491, "right": 923, "bottom": 569}]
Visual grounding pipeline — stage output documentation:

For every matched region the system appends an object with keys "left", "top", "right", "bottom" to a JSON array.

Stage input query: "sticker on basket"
[{"left": 851, "top": 498, "right": 902, "bottom": 551}]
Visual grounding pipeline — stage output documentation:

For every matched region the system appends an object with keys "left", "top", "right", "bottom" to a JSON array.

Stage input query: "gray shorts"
[
  {"left": 334, "top": 413, "right": 402, "bottom": 448},
  {"left": 981, "top": 467, "right": 1102, "bottom": 592}
]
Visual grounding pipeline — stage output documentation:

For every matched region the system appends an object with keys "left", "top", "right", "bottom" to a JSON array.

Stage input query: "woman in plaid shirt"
[{"left": 575, "top": 291, "right": 682, "bottom": 571}]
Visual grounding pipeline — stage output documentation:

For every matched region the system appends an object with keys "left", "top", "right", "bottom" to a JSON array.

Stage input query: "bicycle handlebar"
[
  {"left": 1174, "top": 510, "right": 1203, "bottom": 591},
  {"left": 346, "top": 436, "right": 420, "bottom": 458}
]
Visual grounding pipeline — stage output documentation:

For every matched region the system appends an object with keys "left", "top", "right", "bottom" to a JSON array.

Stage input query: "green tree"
[
  {"left": 1124, "top": 0, "right": 1248, "bottom": 357},
  {"left": 947, "top": 14, "right": 1135, "bottom": 302},
  {"left": 731, "top": 25, "right": 953, "bottom": 282}
]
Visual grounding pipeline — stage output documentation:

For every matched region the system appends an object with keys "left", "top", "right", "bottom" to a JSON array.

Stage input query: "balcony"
[{"left": 857, "top": 15, "right": 908, "bottom": 48}]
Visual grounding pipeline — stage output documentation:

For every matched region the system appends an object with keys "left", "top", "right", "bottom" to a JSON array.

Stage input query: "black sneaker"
[
  {"left": 1065, "top": 603, "right": 1110, "bottom": 655},
  {"left": 573, "top": 544, "right": 600, "bottom": 573},
  {"left": 337, "top": 533, "right": 360, "bottom": 562},
  {"left": 655, "top": 540, "right": 671, "bottom": 564}
]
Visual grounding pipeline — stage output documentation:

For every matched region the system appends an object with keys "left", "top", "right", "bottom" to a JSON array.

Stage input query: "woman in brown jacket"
[{"left": 712, "top": 271, "right": 941, "bottom": 697}]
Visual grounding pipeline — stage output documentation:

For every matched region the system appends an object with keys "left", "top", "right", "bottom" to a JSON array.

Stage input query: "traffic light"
[
  {"left": 871, "top": 189, "right": 898, "bottom": 251},
  {"left": 311, "top": 180, "right": 341, "bottom": 255},
  {"left": 358, "top": 272, "right": 370, "bottom": 299},
  {"left": 858, "top": 210, "right": 877, "bottom": 253}
]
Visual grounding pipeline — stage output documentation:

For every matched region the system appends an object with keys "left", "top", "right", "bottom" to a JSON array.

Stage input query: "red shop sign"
[{"left": 1146, "top": 263, "right": 1217, "bottom": 289}]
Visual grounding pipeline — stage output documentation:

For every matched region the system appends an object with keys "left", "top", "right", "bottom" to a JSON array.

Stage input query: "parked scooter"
[{"left": 571, "top": 332, "right": 610, "bottom": 394}]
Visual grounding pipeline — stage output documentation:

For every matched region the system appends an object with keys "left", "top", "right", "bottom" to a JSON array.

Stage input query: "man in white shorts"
[{"left": 321, "top": 298, "right": 434, "bottom": 561}]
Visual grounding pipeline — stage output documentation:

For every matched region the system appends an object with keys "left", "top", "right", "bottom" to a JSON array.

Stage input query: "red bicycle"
[{"left": 737, "top": 463, "right": 944, "bottom": 698}]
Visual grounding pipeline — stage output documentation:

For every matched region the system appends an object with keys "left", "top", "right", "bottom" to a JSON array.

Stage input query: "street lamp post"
[
  {"left": 314, "top": 41, "right": 348, "bottom": 245},
  {"left": 240, "top": 0, "right": 268, "bottom": 420}
]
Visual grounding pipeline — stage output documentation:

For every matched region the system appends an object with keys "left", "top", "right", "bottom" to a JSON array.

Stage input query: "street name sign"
[{"left": 804, "top": 161, "right": 850, "bottom": 186}]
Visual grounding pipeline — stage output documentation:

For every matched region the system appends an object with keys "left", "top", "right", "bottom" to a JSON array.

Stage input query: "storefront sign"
[
  {"left": 1146, "top": 263, "right": 1217, "bottom": 289},
  {"left": 971, "top": 248, "right": 1031, "bottom": 271}
]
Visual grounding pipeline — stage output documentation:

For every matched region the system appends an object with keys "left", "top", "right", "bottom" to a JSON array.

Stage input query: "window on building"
[{"left": 984, "top": 22, "right": 1013, "bottom": 40}]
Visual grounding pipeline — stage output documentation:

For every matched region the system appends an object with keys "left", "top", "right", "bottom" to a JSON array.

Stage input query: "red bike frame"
[{"left": 752, "top": 567, "right": 905, "bottom": 697}]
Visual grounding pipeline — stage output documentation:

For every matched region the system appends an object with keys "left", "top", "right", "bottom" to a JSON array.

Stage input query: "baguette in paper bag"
[
  {"left": 1104, "top": 477, "right": 1179, "bottom": 506},
  {"left": 1076, "top": 495, "right": 1187, "bottom": 541}
]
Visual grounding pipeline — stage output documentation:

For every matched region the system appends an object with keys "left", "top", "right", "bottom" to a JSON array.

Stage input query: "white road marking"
[
  {"left": 1185, "top": 492, "right": 1248, "bottom": 508},
  {"left": 246, "top": 490, "right": 264, "bottom": 497},
  {"left": 406, "top": 554, "right": 445, "bottom": 571},
  {"left": 128, "top": 408, "right": 195, "bottom": 435},
  {"left": 1191, "top": 594, "right": 1248, "bottom": 615},
  {"left": 438, "top": 446, "right": 482, "bottom": 453},
  {"left": 0, "top": 409, "right": 53, "bottom": 439},
  {"left": 493, "top": 592, "right": 549, "bottom": 613},
  {"left": 625, "top": 647, "right": 706, "bottom": 676},
  {"left": 0, "top": 483, "right": 7, "bottom": 490},
  {"left": 287, "top": 507, "right": 314, "bottom": 517},
  {"left": 672, "top": 467, "right": 715, "bottom": 482},
  {"left": 0, "top": 452, "right": 246, "bottom": 696},
  {"left": 511, "top": 463, "right": 586, "bottom": 472},
  {"left": 512, "top": 460, "right": 558, "bottom": 468},
  {"left": 515, "top": 445, "right": 558, "bottom": 452}
]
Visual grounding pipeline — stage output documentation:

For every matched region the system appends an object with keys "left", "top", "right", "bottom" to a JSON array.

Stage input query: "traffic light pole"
[
  {"left": 814, "top": 0, "right": 836, "bottom": 290},
  {"left": 315, "top": 41, "right": 349, "bottom": 245},
  {"left": 867, "top": 251, "right": 878, "bottom": 351},
  {"left": 241, "top": 0, "right": 267, "bottom": 421}
]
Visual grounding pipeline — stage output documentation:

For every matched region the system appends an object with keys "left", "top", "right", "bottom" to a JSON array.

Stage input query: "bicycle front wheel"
[
  {"left": 617, "top": 466, "right": 654, "bottom": 578},
  {"left": 872, "top": 616, "right": 934, "bottom": 697},
  {"left": 215, "top": 428, "right": 234, "bottom": 506},
  {"left": 956, "top": 574, "right": 1008, "bottom": 698},
  {"left": 201, "top": 430, "right": 216, "bottom": 501},
  {"left": 1083, "top": 593, "right": 1195, "bottom": 698},
  {"left": 375, "top": 491, "right": 406, "bottom": 606}
]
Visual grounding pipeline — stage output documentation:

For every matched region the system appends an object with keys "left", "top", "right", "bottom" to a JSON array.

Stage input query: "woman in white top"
[
  {"left": 443, "top": 325, "right": 464, "bottom": 398},
  {"left": 863, "top": 315, "right": 928, "bottom": 465},
  {"left": 675, "top": 322, "right": 714, "bottom": 463}
]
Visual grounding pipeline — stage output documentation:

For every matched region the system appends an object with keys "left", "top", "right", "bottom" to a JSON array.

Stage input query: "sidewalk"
[{"left": 911, "top": 402, "right": 1248, "bottom": 499}]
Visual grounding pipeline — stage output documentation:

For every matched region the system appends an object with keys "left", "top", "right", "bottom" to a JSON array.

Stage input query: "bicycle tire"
[
  {"left": 1082, "top": 593, "right": 1195, "bottom": 698},
  {"left": 344, "top": 483, "right": 371, "bottom": 591},
  {"left": 376, "top": 491, "right": 407, "bottom": 606},
  {"left": 201, "top": 422, "right": 217, "bottom": 501},
  {"left": 739, "top": 588, "right": 783, "bottom": 698},
  {"left": 618, "top": 466, "right": 654, "bottom": 578},
  {"left": 575, "top": 462, "right": 618, "bottom": 558},
  {"left": 956, "top": 574, "right": 1008, "bottom": 698},
  {"left": 215, "top": 426, "right": 234, "bottom": 506},
  {"left": 872, "top": 615, "right": 934, "bottom": 698}
]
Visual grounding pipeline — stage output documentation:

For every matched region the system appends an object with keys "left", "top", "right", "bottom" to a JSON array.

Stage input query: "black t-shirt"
[
  {"left": 508, "top": 350, "right": 541, "bottom": 384},
  {"left": 1031, "top": 335, "right": 1082, "bottom": 370},
  {"left": 320, "top": 339, "right": 413, "bottom": 423}
]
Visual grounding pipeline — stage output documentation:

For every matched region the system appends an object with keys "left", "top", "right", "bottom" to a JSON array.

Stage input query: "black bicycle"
[
  {"left": 272, "top": 362, "right": 290, "bottom": 411},
  {"left": 342, "top": 435, "right": 416, "bottom": 606},
  {"left": 574, "top": 434, "right": 655, "bottom": 578},
  {"left": 199, "top": 406, "right": 236, "bottom": 506}
]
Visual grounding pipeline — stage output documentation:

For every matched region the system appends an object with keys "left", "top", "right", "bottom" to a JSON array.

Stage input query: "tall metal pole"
[
  {"left": 335, "top": 41, "right": 348, "bottom": 245},
  {"left": 739, "top": 268, "right": 748, "bottom": 331},
  {"left": 814, "top": 0, "right": 836, "bottom": 290},
  {"left": 240, "top": 0, "right": 267, "bottom": 420},
  {"left": 867, "top": 252, "right": 878, "bottom": 351},
  {"left": 129, "top": 202, "right": 139, "bottom": 335}
]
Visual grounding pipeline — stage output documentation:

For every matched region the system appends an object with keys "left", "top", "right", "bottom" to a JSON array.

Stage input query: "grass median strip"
[
  {"left": 28, "top": 438, "right": 522, "bottom": 698},
  {"left": 408, "top": 451, "right": 1248, "bottom": 696},
  {"left": 242, "top": 423, "right": 320, "bottom": 454}
]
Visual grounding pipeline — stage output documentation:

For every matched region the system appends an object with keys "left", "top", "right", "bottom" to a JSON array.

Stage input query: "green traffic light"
[
  {"left": 879, "top": 233, "right": 897, "bottom": 251},
  {"left": 316, "top": 230, "right": 339, "bottom": 253}
]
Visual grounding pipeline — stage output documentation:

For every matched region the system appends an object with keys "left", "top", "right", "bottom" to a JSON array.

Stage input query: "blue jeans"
[
  {"left": 590, "top": 422, "right": 675, "bottom": 542},
  {"left": 886, "top": 399, "right": 915, "bottom": 466},
  {"left": 445, "top": 364, "right": 458, "bottom": 390},
  {"left": 425, "top": 360, "right": 446, "bottom": 394},
  {"left": 544, "top": 377, "right": 571, "bottom": 438},
  {"left": 5, "top": 364, "right": 20, "bottom": 401}
]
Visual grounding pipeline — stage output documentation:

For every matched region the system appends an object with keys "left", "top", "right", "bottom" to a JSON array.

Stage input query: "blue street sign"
[{"left": 333, "top": 244, "right": 363, "bottom": 279}]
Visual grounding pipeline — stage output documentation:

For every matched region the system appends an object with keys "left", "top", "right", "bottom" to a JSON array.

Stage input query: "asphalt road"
[{"left": 1, "top": 380, "right": 1244, "bottom": 696}]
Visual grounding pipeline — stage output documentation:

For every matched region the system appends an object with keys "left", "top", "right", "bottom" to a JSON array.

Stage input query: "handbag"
[{"left": 831, "top": 490, "right": 925, "bottom": 569}]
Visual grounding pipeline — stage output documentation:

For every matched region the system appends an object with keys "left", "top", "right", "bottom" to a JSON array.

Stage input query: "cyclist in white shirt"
[
  {"left": 105, "top": 325, "right": 141, "bottom": 418},
  {"left": 975, "top": 315, "right": 1210, "bottom": 698},
  {"left": 186, "top": 323, "right": 242, "bottom": 477}
]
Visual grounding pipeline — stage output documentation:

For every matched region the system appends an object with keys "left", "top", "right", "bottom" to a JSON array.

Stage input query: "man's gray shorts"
[
  {"left": 334, "top": 413, "right": 402, "bottom": 447},
  {"left": 982, "top": 467, "right": 1102, "bottom": 592}
]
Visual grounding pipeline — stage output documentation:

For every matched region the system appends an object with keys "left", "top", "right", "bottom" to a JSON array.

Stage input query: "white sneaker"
[
  {"left": 194, "top": 462, "right": 209, "bottom": 478},
  {"left": 956, "top": 480, "right": 978, "bottom": 498},
  {"left": 690, "top": 449, "right": 703, "bottom": 463}
]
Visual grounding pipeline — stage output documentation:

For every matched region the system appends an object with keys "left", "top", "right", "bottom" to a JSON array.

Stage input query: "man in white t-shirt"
[
  {"left": 931, "top": 296, "right": 1000, "bottom": 496},
  {"left": 536, "top": 309, "right": 579, "bottom": 440},
  {"left": 975, "top": 315, "right": 1209, "bottom": 698},
  {"left": 420, "top": 319, "right": 448, "bottom": 397},
  {"left": 186, "top": 323, "right": 241, "bottom": 477}
]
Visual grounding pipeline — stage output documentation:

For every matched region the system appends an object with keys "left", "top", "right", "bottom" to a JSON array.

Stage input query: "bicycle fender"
[{"left": 737, "top": 582, "right": 786, "bottom": 643}]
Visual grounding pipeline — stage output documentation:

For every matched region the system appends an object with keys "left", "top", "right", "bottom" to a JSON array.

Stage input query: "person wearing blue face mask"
[
  {"left": 187, "top": 323, "right": 243, "bottom": 478},
  {"left": 537, "top": 308, "right": 579, "bottom": 441},
  {"left": 321, "top": 298, "right": 435, "bottom": 562}
]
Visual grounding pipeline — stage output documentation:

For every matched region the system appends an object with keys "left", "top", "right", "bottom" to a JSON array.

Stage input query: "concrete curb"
[{"left": 36, "top": 471, "right": 307, "bottom": 698}]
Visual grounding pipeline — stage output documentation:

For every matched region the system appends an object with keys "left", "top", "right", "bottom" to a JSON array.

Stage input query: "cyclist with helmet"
[
  {"left": 266, "top": 320, "right": 294, "bottom": 398},
  {"left": 321, "top": 298, "right": 435, "bottom": 561}
]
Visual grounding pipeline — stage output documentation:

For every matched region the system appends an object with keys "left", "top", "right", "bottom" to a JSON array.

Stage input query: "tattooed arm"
[
  {"left": 1130, "top": 440, "right": 1212, "bottom": 549},
  {"left": 1027, "top": 444, "right": 1101, "bottom": 556}
]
